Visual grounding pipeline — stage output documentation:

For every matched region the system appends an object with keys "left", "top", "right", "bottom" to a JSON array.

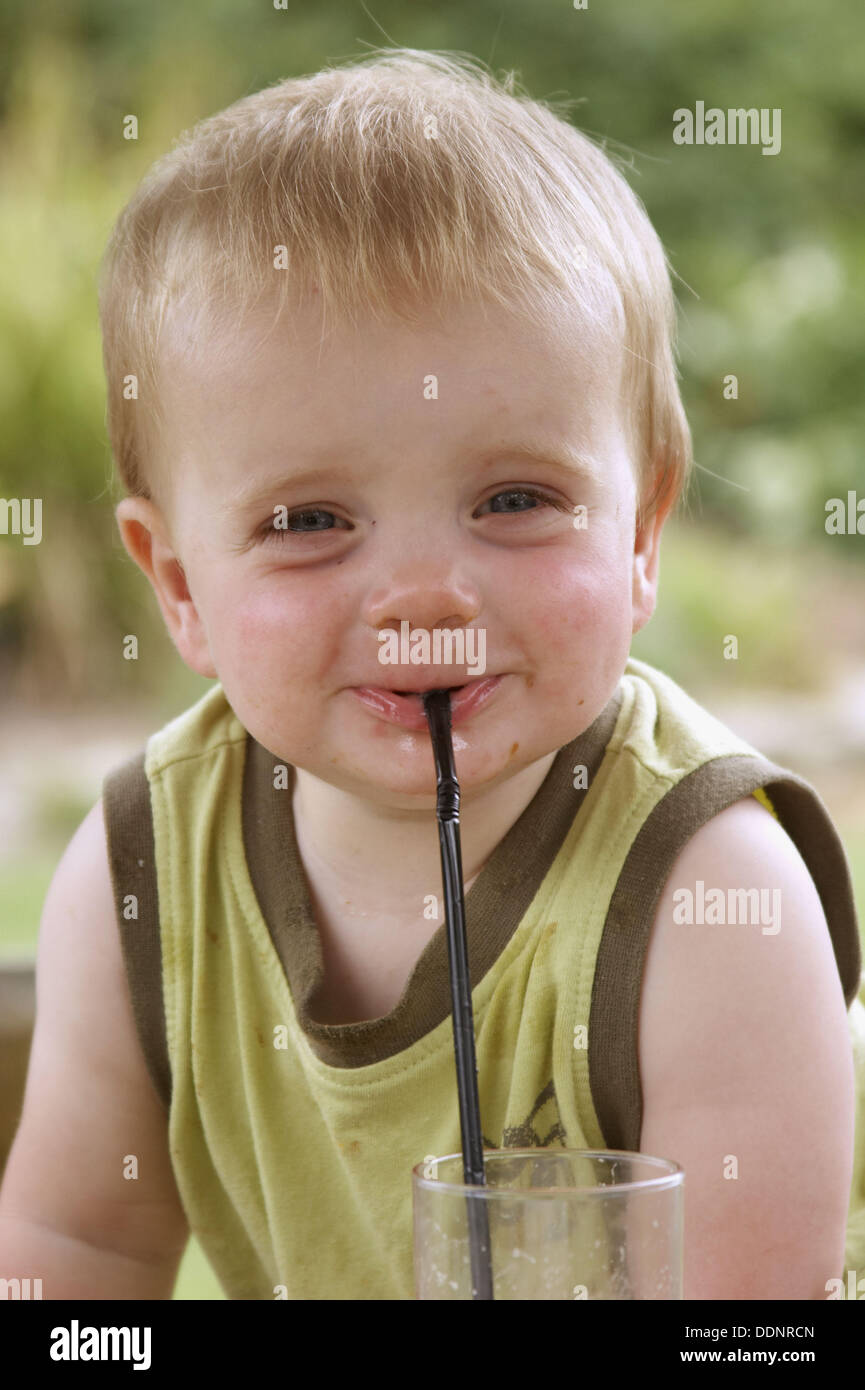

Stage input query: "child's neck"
[{"left": 291, "top": 752, "right": 557, "bottom": 917}]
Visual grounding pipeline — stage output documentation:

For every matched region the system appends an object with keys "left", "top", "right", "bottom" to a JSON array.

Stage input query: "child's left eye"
[{"left": 478, "top": 487, "right": 571, "bottom": 516}]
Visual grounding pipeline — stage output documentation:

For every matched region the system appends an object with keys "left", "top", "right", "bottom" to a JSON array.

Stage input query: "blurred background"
[{"left": 1, "top": 0, "right": 863, "bottom": 1299}]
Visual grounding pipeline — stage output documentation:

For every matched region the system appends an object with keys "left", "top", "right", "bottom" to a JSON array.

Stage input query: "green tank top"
[{"left": 102, "top": 656, "right": 865, "bottom": 1299}]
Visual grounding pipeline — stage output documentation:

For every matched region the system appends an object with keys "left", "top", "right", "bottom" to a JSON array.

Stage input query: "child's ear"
[
  {"left": 631, "top": 481, "right": 674, "bottom": 636},
  {"left": 114, "top": 497, "right": 218, "bottom": 679}
]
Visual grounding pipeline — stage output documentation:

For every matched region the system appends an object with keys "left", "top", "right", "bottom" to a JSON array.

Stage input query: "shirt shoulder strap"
[
  {"left": 102, "top": 750, "right": 170, "bottom": 1110},
  {"left": 590, "top": 755, "right": 862, "bottom": 1151}
]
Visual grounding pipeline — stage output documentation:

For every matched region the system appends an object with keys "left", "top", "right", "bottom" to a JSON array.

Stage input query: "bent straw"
[{"left": 422, "top": 689, "right": 494, "bottom": 1301}]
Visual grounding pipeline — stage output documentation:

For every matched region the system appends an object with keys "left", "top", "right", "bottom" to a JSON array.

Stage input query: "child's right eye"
[{"left": 259, "top": 509, "right": 349, "bottom": 539}]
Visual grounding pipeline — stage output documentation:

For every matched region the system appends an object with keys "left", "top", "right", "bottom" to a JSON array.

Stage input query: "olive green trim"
[
  {"left": 590, "top": 756, "right": 862, "bottom": 1152},
  {"left": 102, "top": 751, "right": 171, "bottom": 1110}
]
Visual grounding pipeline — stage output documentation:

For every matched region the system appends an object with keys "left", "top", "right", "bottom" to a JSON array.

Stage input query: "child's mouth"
[
  {"left": 392, "top": 685, "right": 464, "bottom": 697},
  {"left": 351, "top": 677, "right": 504, "bottom": 729}
]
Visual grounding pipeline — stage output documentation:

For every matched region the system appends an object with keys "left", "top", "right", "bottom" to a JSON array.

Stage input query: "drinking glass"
[{"left": 412, "top": 1148, "right": 684, "bottom": 1300}]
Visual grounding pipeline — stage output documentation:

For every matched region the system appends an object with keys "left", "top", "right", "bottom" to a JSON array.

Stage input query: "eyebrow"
[{"left": 223, "top": 439, "right": 605, "bottom": 511}]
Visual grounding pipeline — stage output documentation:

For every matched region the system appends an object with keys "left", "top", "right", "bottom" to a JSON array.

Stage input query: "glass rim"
[{"left": 411, "top": 1147, "right": 684, "bottom": 1197}]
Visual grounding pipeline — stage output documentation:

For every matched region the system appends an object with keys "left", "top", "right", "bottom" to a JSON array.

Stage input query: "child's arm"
[
  {"left": 637, "top": 794, "right": 855, "bottom": 1301},
  {"left": 0, "top": 799, "right": 190, "bottom": 1299}
]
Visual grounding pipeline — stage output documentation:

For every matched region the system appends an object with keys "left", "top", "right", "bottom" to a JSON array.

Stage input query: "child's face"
[{"left": 117, "top": 293, "right": 666, "bottom": 803}]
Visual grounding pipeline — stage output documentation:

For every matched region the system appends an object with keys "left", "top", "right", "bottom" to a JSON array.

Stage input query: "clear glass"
[{"left": 412, "top": 1149, "right": 684, "bottom": 1300}]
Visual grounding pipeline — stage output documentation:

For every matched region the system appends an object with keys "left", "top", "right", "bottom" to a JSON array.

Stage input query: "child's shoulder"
[
  {"left": 613, "top": 656, "right": 860, "bottom": 1006},
  {"left": 637, "top": 788, "right": 855, "bottom": 1297}
]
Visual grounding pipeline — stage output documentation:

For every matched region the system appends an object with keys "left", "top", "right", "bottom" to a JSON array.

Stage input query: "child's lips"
[{"left": 351, "top": 676, "right": 504, "bottom": 728}]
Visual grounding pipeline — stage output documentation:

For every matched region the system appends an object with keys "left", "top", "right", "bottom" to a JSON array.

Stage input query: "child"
[{"left": 2, "top": 47, "right": 863, "bottom": 1301}]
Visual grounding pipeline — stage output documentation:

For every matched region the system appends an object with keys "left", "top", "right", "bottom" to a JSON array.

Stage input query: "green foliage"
[{"left": 630, "top": 521, "right": 851, "bottom": 693}]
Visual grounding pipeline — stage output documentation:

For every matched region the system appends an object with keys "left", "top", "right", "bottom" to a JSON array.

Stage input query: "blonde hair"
[{"left": 98, "top": 46, "right": 692, "bottom": 528}]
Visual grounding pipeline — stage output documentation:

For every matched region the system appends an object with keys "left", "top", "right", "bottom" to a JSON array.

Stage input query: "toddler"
[{"left": 2, "top": 47, "right": 863, "bottom": 1301}]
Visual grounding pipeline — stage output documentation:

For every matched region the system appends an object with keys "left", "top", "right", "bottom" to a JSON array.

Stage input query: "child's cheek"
[
  {"left": 520, "top": 548, "right": 619, "bottom": 646},
  {"left": 522, "top": 550, "right": 633, "bottom": 715},
  {"left": 215, "top": 583, "right": 329, "bottom": 680}
]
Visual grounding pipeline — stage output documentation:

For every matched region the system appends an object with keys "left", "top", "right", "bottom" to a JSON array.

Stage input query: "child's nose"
[{"left": 366, "top": 570, "right": 481, "bottom": 638}]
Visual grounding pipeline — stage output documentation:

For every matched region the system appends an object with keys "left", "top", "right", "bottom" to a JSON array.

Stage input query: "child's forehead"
[{"left": 160, "top": 289, "right": 624, "bottom": 400}]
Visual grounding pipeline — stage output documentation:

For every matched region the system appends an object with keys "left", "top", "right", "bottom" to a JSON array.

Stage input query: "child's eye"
[
  {"left": 259, "top": 508, "right": 348, "bottom": 539},
  {"left": 258, "top": 487, "right": 570, "bottom": 541},
  {"left": 477, "top": 487, "right": 572, "bottom": 516}
]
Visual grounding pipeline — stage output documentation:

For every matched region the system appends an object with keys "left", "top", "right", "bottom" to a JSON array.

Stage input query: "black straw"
[{"left": 422, "top": 689, "right": 494, "bottom": 1300}]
